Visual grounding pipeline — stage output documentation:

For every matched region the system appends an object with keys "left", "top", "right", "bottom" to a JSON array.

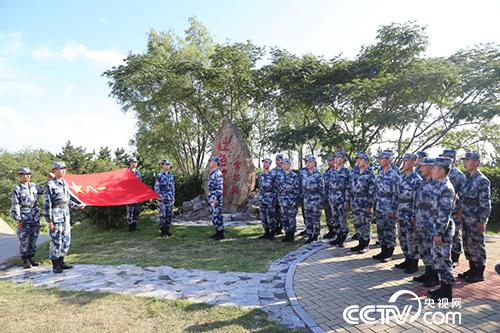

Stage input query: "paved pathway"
[
  {"left": 293, "top": 235, "right": 500, "bottom": 333},
  {"left": 0, "top": 218, "right": 50, "bottom": 264},
  {"left": 1, "top": 241, "right": 323, "bottom": 330}
]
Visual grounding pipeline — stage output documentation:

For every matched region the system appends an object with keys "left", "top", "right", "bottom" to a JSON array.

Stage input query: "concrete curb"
[{"left": 285, "top": 242, "right": 328, "bottom": 333}]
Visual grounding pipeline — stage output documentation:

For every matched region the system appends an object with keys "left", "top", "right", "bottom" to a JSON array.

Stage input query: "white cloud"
[
  {"left": 0, "top": 32, "right": 23, "bottom": 54},
  {"left": 63, "top": 84, "right": 74, "bottom": 98},
  {"left": 33, "top": 43, "right": 125, "bottom": 68},
  {"left": 0, "top": 80, "right": 46, "bottom": 97}
]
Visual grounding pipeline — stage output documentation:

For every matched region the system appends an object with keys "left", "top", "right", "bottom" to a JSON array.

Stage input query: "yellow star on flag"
[{"left": 69, "top": 181, "right": 83, "bottom": 194}]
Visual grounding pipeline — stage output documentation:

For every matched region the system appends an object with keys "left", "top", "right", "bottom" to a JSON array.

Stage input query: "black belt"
[
  {"left": 21, "top": 205, "right": 34, "bottom": 208},
  {"left": 463, "top": 198, "right": 479, "bottom": 205},
  {"left": 417, "top": 203, "right": 432, "bottom": 210},
  {"left": 398, "top": 199, "right": 413, "bottom": 203},
  {"left": 352, "top": 193, "right": 369, "bottom": 198},
  {"left": 378, "top": 193, "right": 393, "bottom": 198},
  {"left": 52, "top": 203, "right": 69, "bottom": 209}
]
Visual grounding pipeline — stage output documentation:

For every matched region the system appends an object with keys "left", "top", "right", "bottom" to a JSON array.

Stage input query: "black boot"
[
  {"left": 133, "top": 222, "right": 138, "bottom": 231},
  {"left": 423, "top": 267, "right": 440, "bottom": 287},
  {"left": 212, "top": 229, "right": 224, "bottom": 241},
  {"left": 458, "top": 261, "right": 474, "bottom": 280},
  {"left": 304, "top": 235, "right": 314, "bottom": 244},
  {"left": 428, "top": 282, "right": 453, "bottom": 302},
  {"left": 465, "top": 264, "right": 485, "bottom": 283},
  {"left": 52, "top": 258, "right": 63, "bottom": 273},
  {"left": 22, "top": 256, "right": 32, "bottom": 269},
  {"left": 381, "top": 247, "right": 395, "bottom": 262},
  {"left": 351, "top": 233, "right": 359, "bottom": 241},
  {"left": 29, "top": 255, "right": 40, "bottom": 266},
  {"left": 60, "top": 257, "right": 73, "bottom": 270},
  {"left": 404, "top": 259, "right": 419, "bottom": 274},
  {"left": 282, "top": 232, "right": 294, "bottom": 243},
  {"left": 299, "top": 229, "right": 307, "bottom": 236},
  {"left": 313, "top": 234, "right": 318, "bottom": 241},
  {"left": 165, "top": 226, "right": 172, "bottom": 237},
  {"left": 330, "top": 233, "right": 346, "bottom": 247},
  {"left": 357, "top": 239, "right": 370, "bottom": 253},
  {"left": 413, "top": 265, "right": 431, "bottom": 282},
  {"left": 350, "top": 241, "right": 363, "bottom": 252},
  {"left": 268, "top": 229, "right": 275, "bottom": 241},
  {"left": 323, "top": 226, "right": 336, "bottom": 239},
  {"left": 128, "top": 224, "right": 133, "bottom": 232},
  {"left": 395, "top": 257, "right": 410, "bottom": 269},
  {"left": 259, "top": 228, "right": 270, "bottom": 239},
  {"left": 451, "top": 252, "right": 460, "bottom": 267},
  {"left": 372, "top": 246, "right": 387, "bottom": 260},
  {"left": 160, "top": 226, "right": 168, "bottom": 237}
]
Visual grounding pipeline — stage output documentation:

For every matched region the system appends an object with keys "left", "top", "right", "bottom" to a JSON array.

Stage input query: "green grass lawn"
[
  {"left": 10, "top": 212, "right": 302, "bottom": 273},
  {"left": 0, "top": 280, "right": 296, "bottom": 333}
]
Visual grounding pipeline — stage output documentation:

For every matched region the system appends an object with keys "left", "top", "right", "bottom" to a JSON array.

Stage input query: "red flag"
[{"left": 65, "top": 168, "right": 159, "bottom": 206}]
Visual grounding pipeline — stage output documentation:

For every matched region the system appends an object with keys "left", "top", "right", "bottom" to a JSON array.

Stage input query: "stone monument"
[{"left": 203, "top": 119, "right": 256, "bottom": 213}]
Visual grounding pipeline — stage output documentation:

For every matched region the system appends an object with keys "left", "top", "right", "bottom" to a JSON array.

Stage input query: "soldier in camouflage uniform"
[
  {"left": 458, "top": 152, "right": 491, "bottom": 283},
  {"left": 44, "top": 161, "right": 85, "bottom": 273},
  {"left": 394, "top": 153, "right": 422, "bottom": 273},
  {"left": 126, "top": 156, "right": 142, "bottom": 232},
  {"left": 258, "top": 158, "right": 276, "bottom": 240},
  {"left": 298, "top": 155, "right": 309, "bottom": 236},
  {"left": 349, "top": 152, "right": 376, "bottom": 253},
  {"left": 427, "top": 157, "right": 456, "bottom": 301},
  {"left": 208, "top": 156, "right": 224, "bottom": 240},
  {"left": 278, "top": 158, "right": 300, "bottom": 242},
  {"left": 11, "top": 167, "right": 43, "bottom": 268},
  {"left": 439, "top": 149, "right": 466, "bottom": 267},
  {"left": 270, "top": 154, "right": 286, "bottom": 234},
  {"left": 301, "top": 155, "right": 325, "bottom": 244},
  {"left": 416, "top": 151, "right": 428, "bottom": 178},
  {"left": 154, "top": 159, "right": 175, "bottom": 238},
  {"left": 322, "top": 156, "right": 336, "bottom": 239},
  {"left": 373, "top": 150, "right": 401, "bottom": 262},
  {"left": 328, "top": 152, "right": 351, "bottom": 247},
  {"left": 411, "top": 158, "right": 439, "bottom": 287}
]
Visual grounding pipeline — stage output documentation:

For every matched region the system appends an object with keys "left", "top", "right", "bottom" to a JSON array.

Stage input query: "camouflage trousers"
[
  {"left": 431, "top": 225, "right": 455, "bottom": 284},
  {"left": 49, "top": 209, "right": 71, "bottom": 260},
  {"left": 451, "top": 217, "right": 462, "bottom": 255},
  {"left": 352, "top": 208, "right": 372, "bottom": 242},
  {"left": 210, "top": 200, "right": 224, "bottom": 231},
  {"left": 126, "top": 203, "right": 141, "bottom": 225},
  {"left": 330, "top": 199, "right": 348, "bottom": 235},
  {"left": 272, "top": 200, "right": 283, "bottom": 231},
  {"left": 462, "top": 215, "right": 487, "bottom": 265},
  {"left": 280, "top": 204, "right": 297, "bottom": 233},
  {"left": 17, "top": 223, "right": 40, "bottom": 257},
  {"left": 323, "top": 201, "right": 333, "bottom": 229},
  {"left": 397, "top": 218, "right": 415, "bottom": 257},
  {"left": 407, "top": 226, "right": 431, "bottom": 264},
  {"left": 259, "top": 196, "right": 276, "bottom": 231},
  {"left": 304, "top": 199, "right": 322, "bottom": 236},
  {"left": 375, "top": 211, "right": 397, "bottom": 248},
  {"left": 158, "top": 199, "right": 174, "bottom": 227}
]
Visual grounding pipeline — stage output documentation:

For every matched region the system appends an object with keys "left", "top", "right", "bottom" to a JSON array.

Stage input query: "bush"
[{"left": 174, "top": 173, "right": 204, "bottom": 207}]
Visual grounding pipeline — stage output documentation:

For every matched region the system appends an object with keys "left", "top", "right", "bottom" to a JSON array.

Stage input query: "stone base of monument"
[{"left": 169, "top": 192, "right": 261, "bottom": 226}]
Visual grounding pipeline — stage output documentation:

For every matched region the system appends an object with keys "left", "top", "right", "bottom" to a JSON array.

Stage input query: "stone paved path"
[
  {"left": 293, "top": 235, "right": 500, "bottom": 333},
  {"left": 1, "top": 241, "right": 322, "bottom": 330}
]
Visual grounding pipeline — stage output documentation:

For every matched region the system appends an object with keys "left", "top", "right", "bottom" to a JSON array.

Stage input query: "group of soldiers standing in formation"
[
  {"left": 256, "top": 149, "right": 492, "bottom": 301},
  {"left": 11, "top": 148, "right": 492, "bottom": 301}
]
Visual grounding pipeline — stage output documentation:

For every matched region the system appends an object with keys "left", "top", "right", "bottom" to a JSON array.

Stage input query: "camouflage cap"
[
  {"left": 403, "top": 153, "right": 418, "bottom": 161},
  {"left": 302, "top": 154, "right": 311, "bottom": 161},
  {"left": 18, "top": 167, "right": 31, "bottom": 175},
  {"left": 326, "top": 155, "right": 335, "bottom": 162},
  {"left": 419, "top": 158, "right": 435, "bottom": 166},
  {"left": 355, "top": 152, "right": 369, "bottom": 160},
  {"left": 433, "top": 157, "right": 452, "bottom": 168},
  {"left": 335, "top": 151, "right": 347, "bottom": 159},
  {"left": 160, "top": 159, "right": 171, "bottom": 165},
  {"left": 378, "top": 150, "right": 394, "bottom": 159},
  {"left": 127, "top": 156, "right": 138, "bottom": 163},
  {"left": 416, "top": 151, "right": 429, "bottom": 159},
  {"left": 283, "top": 158, "right": 292, "bottom": 165},
  {"left": 461, "top": 152, "right": 480, "bottom": 161},
  {"left": 210, "top": 156, "right": 220, "bottom": 163},
  {"left": 306, "top": 155, "right": 317, "bottom": 163},
  {"left": 275, "top": 154, "right": 284, "bottom": 161},
  {"left": 440, "top": 149, "right": 457, "bottom": 159},
  {"left": 52, "top": 161, "right": 66, "bottom": 169},
  {"left": 261, "top": 158, "right": 272, "bottom": 164}
]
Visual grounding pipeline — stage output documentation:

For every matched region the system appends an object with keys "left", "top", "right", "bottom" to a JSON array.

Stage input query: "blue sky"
[{"left": 1, "top": 0, "right": 499, "bottom": 154}]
